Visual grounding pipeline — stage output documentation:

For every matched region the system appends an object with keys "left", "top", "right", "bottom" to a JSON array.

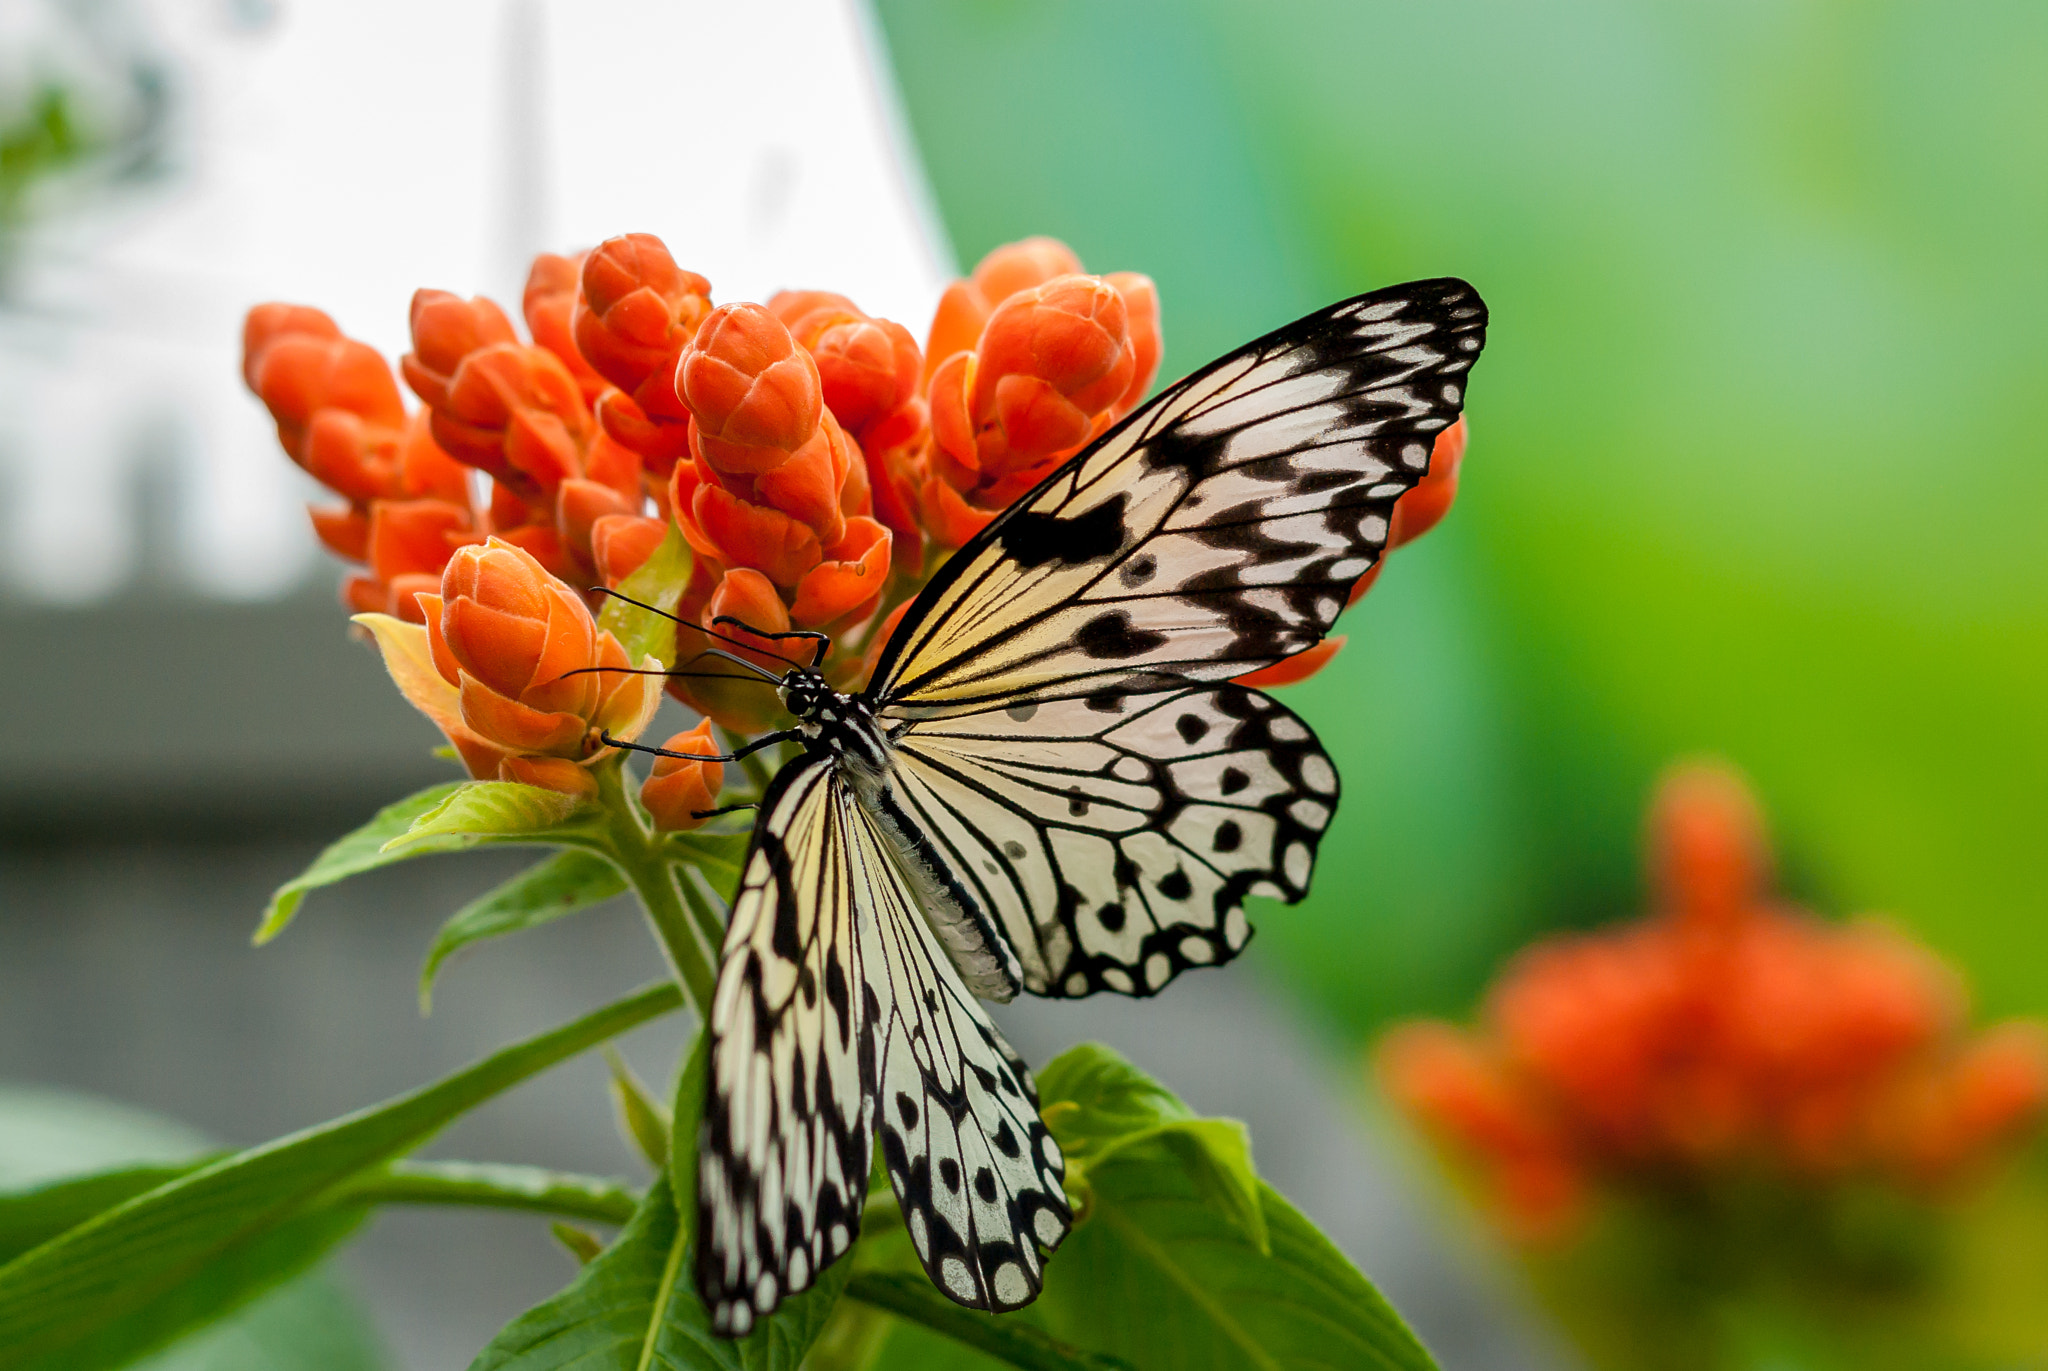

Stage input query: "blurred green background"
[{"left": 875, "top": 0, "right": 2048, "bottom": 1038}]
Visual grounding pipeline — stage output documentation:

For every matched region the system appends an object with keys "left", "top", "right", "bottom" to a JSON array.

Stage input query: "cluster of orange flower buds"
[
  {"left": 242, "top": 305, "right": 478, "bottom": 619},
  {"left": 1377, "top": 763, "right": 2048, "bottom": 1241},
  {"left": 250, "top": 231, "right": 1471, "bottom": 752},
  {"left": 356, "top": 538, "right": 661, "bottom": 800}
]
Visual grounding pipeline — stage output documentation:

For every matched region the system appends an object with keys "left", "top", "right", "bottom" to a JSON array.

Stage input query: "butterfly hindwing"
[
  {"left": 867, "top": 278, "right": 1486, "bottom": 715},
  {"left": 855, "top": 798, "right": 1072, "bottom": 1307},
  {"left": 880, "top": 683, "right": 1337, "bottom": 998},
  {"left": 699, "top": 754, "right": 1070, "bottom": 1332}
]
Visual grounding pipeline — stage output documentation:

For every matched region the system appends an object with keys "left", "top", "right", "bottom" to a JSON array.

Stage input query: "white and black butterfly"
[{"left": 621, "top": 277, "right": 1485, "bottom": 1333}]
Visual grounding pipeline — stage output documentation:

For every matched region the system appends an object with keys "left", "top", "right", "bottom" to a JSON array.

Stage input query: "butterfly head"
[{"left": 777, "top": 667, "right": 830, "bottom": 723}]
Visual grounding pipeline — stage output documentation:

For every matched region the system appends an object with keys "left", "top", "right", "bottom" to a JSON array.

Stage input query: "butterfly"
[{"left": 639, "top": 277, "right": 1485, "bottom": 1333}]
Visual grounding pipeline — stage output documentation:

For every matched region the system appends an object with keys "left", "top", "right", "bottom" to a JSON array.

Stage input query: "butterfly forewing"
[
  {"left": 881, "top": 683, "right": 1337, "bottom": 997},
  {"left": 867, "top": 278, "right": 1485, "bottom": 715},
  {"left": 699, "top": 755, "right": 1070, "bottom": 1333},
  {"left": 697, "top": 755, "right": 871, "bottom": 1335}
]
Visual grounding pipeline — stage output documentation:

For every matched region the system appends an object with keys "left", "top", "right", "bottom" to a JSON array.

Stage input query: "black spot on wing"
[{"left": 997, "top": 493, "right": 1127, "bottom": 568}]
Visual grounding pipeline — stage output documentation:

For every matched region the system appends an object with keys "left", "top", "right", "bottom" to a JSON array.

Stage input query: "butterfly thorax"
[
  {"left": 778, "top": 670, "right": 891, "bottom": 776},
  {"left": 776, "top": 667, "right": 1025, "bottom": 1002}
]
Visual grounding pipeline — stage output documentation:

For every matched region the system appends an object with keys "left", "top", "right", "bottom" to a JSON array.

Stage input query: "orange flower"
[
  {"left": 640, "top": 719, "right": 727, "bottom": 832},
  {"left": 919, "top": 240, "right": 1161, "bottom": 546},
  {"left": 575, "top": 232, "right": 711, "bottom": 480},
  {"left": 243, "top": 304, "right": 476, "bottom": 619},
  {"left": 772, "top": 289, "right": 932, "bottom": 573},
  {"left": 1377, "top": 761, "right": 2048, "bottom": 1240},
  {"left": 356, "top": 538, "right": 661, "bottom": 800},
  {"left": 924, "top": 236, "right": 1084, "bottom": 379},
  {"left": 400, "top": 283, "right": 647, "bottom": 582},
  {"left": 523, "top": 251, "right": 610, "bottom": 406}
]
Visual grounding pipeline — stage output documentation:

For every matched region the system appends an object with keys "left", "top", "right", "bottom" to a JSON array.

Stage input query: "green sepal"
[
  {"left": 385, "top": 781, "right": 605, "bottom": 852},
  {"left": 598, "top": 519, "right": 692, "bottom": 670}
]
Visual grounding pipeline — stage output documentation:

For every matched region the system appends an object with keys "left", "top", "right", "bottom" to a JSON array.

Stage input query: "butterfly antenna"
[
  {"left": 587, "top": 587, "right": 763, "bottom": 657},
  {"left": 550, "top": 665, "right": 769, "bottom": 685},
  {"left": 599, "top": 728, "right": 800, "bottom": 764}
]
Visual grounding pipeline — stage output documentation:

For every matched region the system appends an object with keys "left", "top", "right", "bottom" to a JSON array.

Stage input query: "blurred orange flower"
[
  {"left": 1378, "top": 761, "right": 2048, "bottom": 1242},
  {"left": 355, "top": 538, "right": 661, "bottom": 800}
]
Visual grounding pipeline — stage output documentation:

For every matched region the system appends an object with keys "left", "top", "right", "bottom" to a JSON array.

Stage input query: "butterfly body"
[{"left": 694, "top": 278, "right": 1488, "bottom": 1335}]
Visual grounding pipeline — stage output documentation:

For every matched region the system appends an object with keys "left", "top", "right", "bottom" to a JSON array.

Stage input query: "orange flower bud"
[
  {"left": 925, "top": 236, "right": 1085, "bottom": 379},
  {"left": 400, "top": 290, "right": 518, "bottom": 409},
  {"left": 368, "top": 498, "right": 473, "bottom": 596},
  {"left": 666, "top": 567, "right": 807, "bottom": 734},
  {"left": 355, "top": 566, "right": 659, "bottom": 801},
  {"left": 768, "top": 289, "right": 860, "bottom": 332},
  {"left": 574, "top": 233, "right": 713, "bottom": 398},
  {"left": 246, "top": 320, "right": 407, "bottom": 461},
  {"left": 428, "top": 343, "right": 595, "bottom": 500},
  {"left": 590, "top": 513, "right": 667, "bottom": 585},
  {"left": 791, "top": 517, "right": 890, "bottom": 629},
  {"left": 523, "top": 251, "right": 609, "bottom": 404},
  {"left": 1648, "top": 761, "right": 1770, "bottom": 928},
  {"left": 311, "top": 507, "right": 371, "bottom": 563},
  {"left": 1389, "top": 417, "right": 1467, "bottom": 548},
  {"left": 555, "top": 477, "right": 639, "bottom": 580},
  {"left": 640, "top": 719, "right": 727, "bottom": 832},
  {"left": 679, "top": 303, "right": 822, "bottom": 476},
  {"left": 1103, "top": 271, "right": 1162, "bottom": 416},
  {"left": 242, "top": 303, "right": 340, "bottom": 391},
  {"left": 810, "top": 314, "right": 921, "bottom": 435},
  {"left": 970, "top": 276, "right": 1134, "bottom": 470}
]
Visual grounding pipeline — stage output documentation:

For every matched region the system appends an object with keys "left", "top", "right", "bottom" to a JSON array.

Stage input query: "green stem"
[
  {"left": 335, "top": 1160, "right": 640, "bottom": 1226},
  {"left": 596, "top": 762, "right": 718, "bottom": 1011}
]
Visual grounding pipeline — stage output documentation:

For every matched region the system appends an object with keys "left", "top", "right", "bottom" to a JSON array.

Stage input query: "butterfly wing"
[
  {"left": 697, "top": 753, "right": 1070, "bottom": 1332},
  {"left": 697, "top": 754, "right": 872, "bottom": 1335},
  {"left": 866, "top": 277, "right": 1486, "bottom": 715},
  {"left": 879, "top": 682, "right": 1337, "bottom": 998}
]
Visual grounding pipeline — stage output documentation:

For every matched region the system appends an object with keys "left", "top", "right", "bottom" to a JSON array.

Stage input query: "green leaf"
[
  {"left": 20, "top": 1206, "right": 370, "bottom": 1371},
  {"left": 663, "top": 830, "right": 753, "bottom": 905},
  {"left": 599, "top": 520, "right": 692, "bottom": 670},
  {"left": 0, "top": 1164, "right": 200, "bottom": 1265},
  {"left": 861, "top": 1045, "right": 1435, "bottom": 1371},
  {"left": 420, "top": 851, "right": 627, "bottom": 1011},
  {"left": 386, "top": 781, "right": 601, "bottom": 852},
  {"left": 843, "top": 1271, "right": 1129, "bottom": 1371},
  {"left": 1034, "top": 1045, "right": 1433, "bottom": 1371},
  {"left": 607, "top": 1048, "right": 673, "bottom": 1170},
  {"left": 469, "top": 1172, "right": 847, "bottom": 1371},
  {"left": 1038, "top": 1047, "right": 1266, "bottom": 1253},
  {"left": 256, "top": 783, "right": 467, "bottom": 943},
  {"left": 0, "top": 981, "right": 682, "bottom": 1370}
]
